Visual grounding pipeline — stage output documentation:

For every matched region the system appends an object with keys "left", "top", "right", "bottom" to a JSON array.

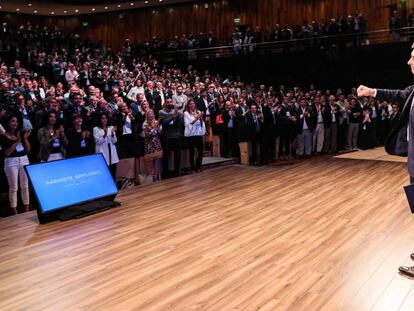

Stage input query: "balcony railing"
[{"left": 151, "top": 26, "right": 414, "bottom": 62}]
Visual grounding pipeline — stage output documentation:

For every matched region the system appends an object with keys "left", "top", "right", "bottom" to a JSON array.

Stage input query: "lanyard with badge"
[
  {"left": 53, "top": 138, "right": 61, "bottom": 148},
  {"left": 194, "top": 119, "right": 201, "bottom": 129},
  {"left": 16, "top": 141, "right": 24, "bottom": 152}
]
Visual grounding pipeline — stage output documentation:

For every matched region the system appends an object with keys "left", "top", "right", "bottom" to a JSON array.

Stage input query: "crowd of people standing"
[{"left": 0, "top": 21, "right": 400, "bottom": 217}]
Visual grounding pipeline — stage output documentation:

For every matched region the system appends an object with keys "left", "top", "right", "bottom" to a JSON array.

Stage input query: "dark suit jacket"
[
  {"left": 144, "top": 89, "right": 160, "bottom": 110},
  {"left": 389, "top": 111, "right": 401, "bottom": 130},
  {"left": 165, "top": 89, "right": 174, "bottom": 98},
  {"left": 375, "top": 86, "right": 414, "bottom": 157},
  {"left": 235, "top": 106, "right": 249, "bottom": 142},
  {"left": 196, "top": 97, "right": 209, "bottom": 119},
  {"left": 245, "top": 112, "right": 264, "bottom": 140},
  {"left": 207, "top": 93, "right": 216, "bottom": 103},
  {"left": 323, "top": 103, "right": 341, "bottom": 128},
  {"left": 221, "top": 109, "right": 238, "bottom": 132},
  {"left": 296, "top": 106, "right": 317, "bottom": 134},
  {"left": 23, "top": 89, "right": 41, "bottom": 102},
  {"left": 155, "top": 89, "right": 166, "bottom": 109},
  {"left": 262, "top": 105, "right": 279, "bottom": 137},
  {"left": 78, "top": 70, "right": 93, "bottom": 89},
  {"left": 277, "top": 104, "right": 294, "bottom": 132}
]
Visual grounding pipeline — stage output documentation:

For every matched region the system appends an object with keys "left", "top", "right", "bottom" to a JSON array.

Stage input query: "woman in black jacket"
[{"left": 65, "top": 113, "right": 94, "bottom": 158}]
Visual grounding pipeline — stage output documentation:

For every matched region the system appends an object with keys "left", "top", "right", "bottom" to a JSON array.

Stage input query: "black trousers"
[
  {"left": 264, "top": 132, "right": 276, "bottom": 162},
  {"left": 338, "top": 122, "right": 348, "bottom": 151},
  {"left": 279, "top": 132, "right": 291, "bottom": 157},
  {"left": 410, "top": 176, "right": 414, "bottom": 184},
  {"left": 219, "top": 131, "right": 227, "bottom": 157},
  {"left": 162, "top": 137, "right": 181, "bottom": 177},
  {"left": 109, "top": 164, "right": 117, "bottom": 182},
  {"left": 117, "top": 134, "right": 137, "bottom": 159},
  {"left": 222, "top": 128, "right": 239, "bottom": 157},
  {"left": 250, "top": 135, "right": 265, "bottom": 165},
  {"left": 187, "top": 136, "right": 204, "bottom": 170}
]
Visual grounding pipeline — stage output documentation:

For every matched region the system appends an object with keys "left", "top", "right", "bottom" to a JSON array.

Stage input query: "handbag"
[{"left": 215, "top": 114, "right": 224, "bottom": 124}]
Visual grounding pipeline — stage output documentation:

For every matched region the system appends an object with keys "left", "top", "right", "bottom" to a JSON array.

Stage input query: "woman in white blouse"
[
  {"left": 93, "top": 113, "right": 119, "bottom": 180},
  {"left": 184, "top": 99, "right": 206, "bottom": 172}
]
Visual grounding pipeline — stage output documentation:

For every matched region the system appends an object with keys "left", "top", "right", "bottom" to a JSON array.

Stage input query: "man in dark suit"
[
  {"left": 377, "top": 101, "right": 391, "bottom": 144},
  {"left": 206, "top": 84, "right": 217, "bottom": 104},
  {"left": 158, "top": 98, "right": 183, "bottom": 178},
  {"left": 389, "top": 103, "right": 400, "bottom": 130},
  {"left": 22, "top": 80, "right": 41, "bottom": 104},
  {"left": 206, "top": 32, "right": 218, "bottom": 48},
  {"left": 196, "top": 89, "right": 214, "bottom": 140},
  {"left": 245, "top": 104, "right": 264, "bottom": 165},
  {"left": 155, "top": 81, "right": 166, "bottom": 110},
  {"left": 9, "top": 60, "right": 25, "bottom": 77},
  {"left": 357, "top": 46, "right": 414, "bottom": 276},
  {"left": 196, "top": 89, "right": 212, "bottom": 119},
  {"left": 296, "top": 97, "right": 316, "bottom": 157},
  {"left": 144, "top": 81, "right": 161, "bottom": 118},
  {"left": 262, "top": 96, "right": 278, "bottom": 163},
  {"left": 62, "top": 92, "right": 89, "bottom": 129},
  {"left": 235, "top": 98, "right": 249, "bottom": 144},
  {"left": 278, "top": 96, "right": 295, "bottom": 160},
  {"left": 323, "top": 95, "right": 341, "bottom": 153},
  {"left": 221, "top": 101, "right": 239, "bottom": 158}
]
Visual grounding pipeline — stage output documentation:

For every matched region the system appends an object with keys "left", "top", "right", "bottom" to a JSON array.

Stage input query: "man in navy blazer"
[{"left": 357, "top": 45, "right": 414, "bottom": 277}]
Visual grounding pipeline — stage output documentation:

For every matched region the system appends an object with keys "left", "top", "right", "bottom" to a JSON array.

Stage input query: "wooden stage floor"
[
  {"left": 1, "top": 156, "right": 414, "bottom": 310},
  {"left": 334, "top": 147, "right": 407, "bottom": 163}
]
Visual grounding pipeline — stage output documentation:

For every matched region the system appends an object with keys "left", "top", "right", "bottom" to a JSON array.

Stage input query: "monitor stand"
[{"left": 37, "top": 195, "right": 120, "bottom": 224}]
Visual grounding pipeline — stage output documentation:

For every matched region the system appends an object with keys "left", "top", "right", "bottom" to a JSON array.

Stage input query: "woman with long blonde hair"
[{"left": 142, "top": 109, "right": 163, "bottom": 181}]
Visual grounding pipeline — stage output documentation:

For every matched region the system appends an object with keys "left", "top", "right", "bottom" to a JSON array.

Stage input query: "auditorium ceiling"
[{"left": 0, "top": 0, "right": 195, "bottom": 16}]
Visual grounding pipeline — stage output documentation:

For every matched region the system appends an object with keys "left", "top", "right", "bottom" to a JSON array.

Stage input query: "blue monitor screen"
[{"left": 25, "top": 154, "right": 118, "bottom": 213}]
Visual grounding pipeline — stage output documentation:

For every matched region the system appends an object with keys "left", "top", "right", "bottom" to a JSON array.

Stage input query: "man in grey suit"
[{"left": 357, "top": 45, "right": 414, "bottom": 277}]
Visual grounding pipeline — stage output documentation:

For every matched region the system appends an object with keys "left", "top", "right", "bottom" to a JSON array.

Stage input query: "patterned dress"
[{"left": 142, "top": 120, "right": 163, "bottom": 160}]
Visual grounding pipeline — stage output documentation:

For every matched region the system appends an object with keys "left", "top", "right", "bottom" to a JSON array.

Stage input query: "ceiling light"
[
  {"left": 145, "top": 0, "right": 149, "bottom": 3},
  {"left": 33, "top": 10, "right": 38, "bottom": 13},
  {"left": 159, "top": 0, "right": 163, "bottom": 2},
  {"left": 104, "top": 6, "right": 108, "bottom": 9},
  {"left": 117, "top": 4, "right": 121, "bottom": 7},
  {"left": 92, "top": 8, "right": 96, "bottom": 11},
  {"left": 28, "top": 3, "right": 32, "bottom": 6},
  {"left": 75, "top": 9, "right": 79, "bottom": 12},
  {"left": 16, "top": 8, "right": 20, "bottom": 11},
  {"left": 130, "top": 2, "right": 134, "bottom": 5},
  {"left": 63, "top": 10, "right": 67, "bottom": 13},
  {"left": 51, "top": 11, "right": 55, "bottom": 14}
]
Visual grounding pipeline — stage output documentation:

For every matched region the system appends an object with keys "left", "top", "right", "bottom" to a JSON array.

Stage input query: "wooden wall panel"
[{"left": 0, "top": 0, "right": 408, "bottom": 51}]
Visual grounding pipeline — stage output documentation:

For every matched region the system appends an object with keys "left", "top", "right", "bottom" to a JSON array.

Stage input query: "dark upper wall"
[{"left": 0, "top": 0, "right": 408, "bottom": 50}]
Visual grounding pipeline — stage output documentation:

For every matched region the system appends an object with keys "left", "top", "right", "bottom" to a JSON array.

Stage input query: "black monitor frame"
[{"left": 24, "top": 153, "right": 119, "bottom": 223}]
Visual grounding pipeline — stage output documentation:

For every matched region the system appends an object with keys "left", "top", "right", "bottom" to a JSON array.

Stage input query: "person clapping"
[
  {"left": 184, "top": 99, "right": 206, "bottom": 172},
  {"left": 37, "top": 111, "right": 68, "bottom": 162},
  {"left": 0, "top": 115, "right": 31, "bottom": 214},
  {"left": 65, "top": 113, "right": 93, "bottom": 158},
  {"left": 93, "top": 113, "right": 119, "bottom": 180}
]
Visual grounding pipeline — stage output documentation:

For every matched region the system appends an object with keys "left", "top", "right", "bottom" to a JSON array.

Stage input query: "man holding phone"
[{"left": 357, "top": 44, "right": 414, "bottom": 277}]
